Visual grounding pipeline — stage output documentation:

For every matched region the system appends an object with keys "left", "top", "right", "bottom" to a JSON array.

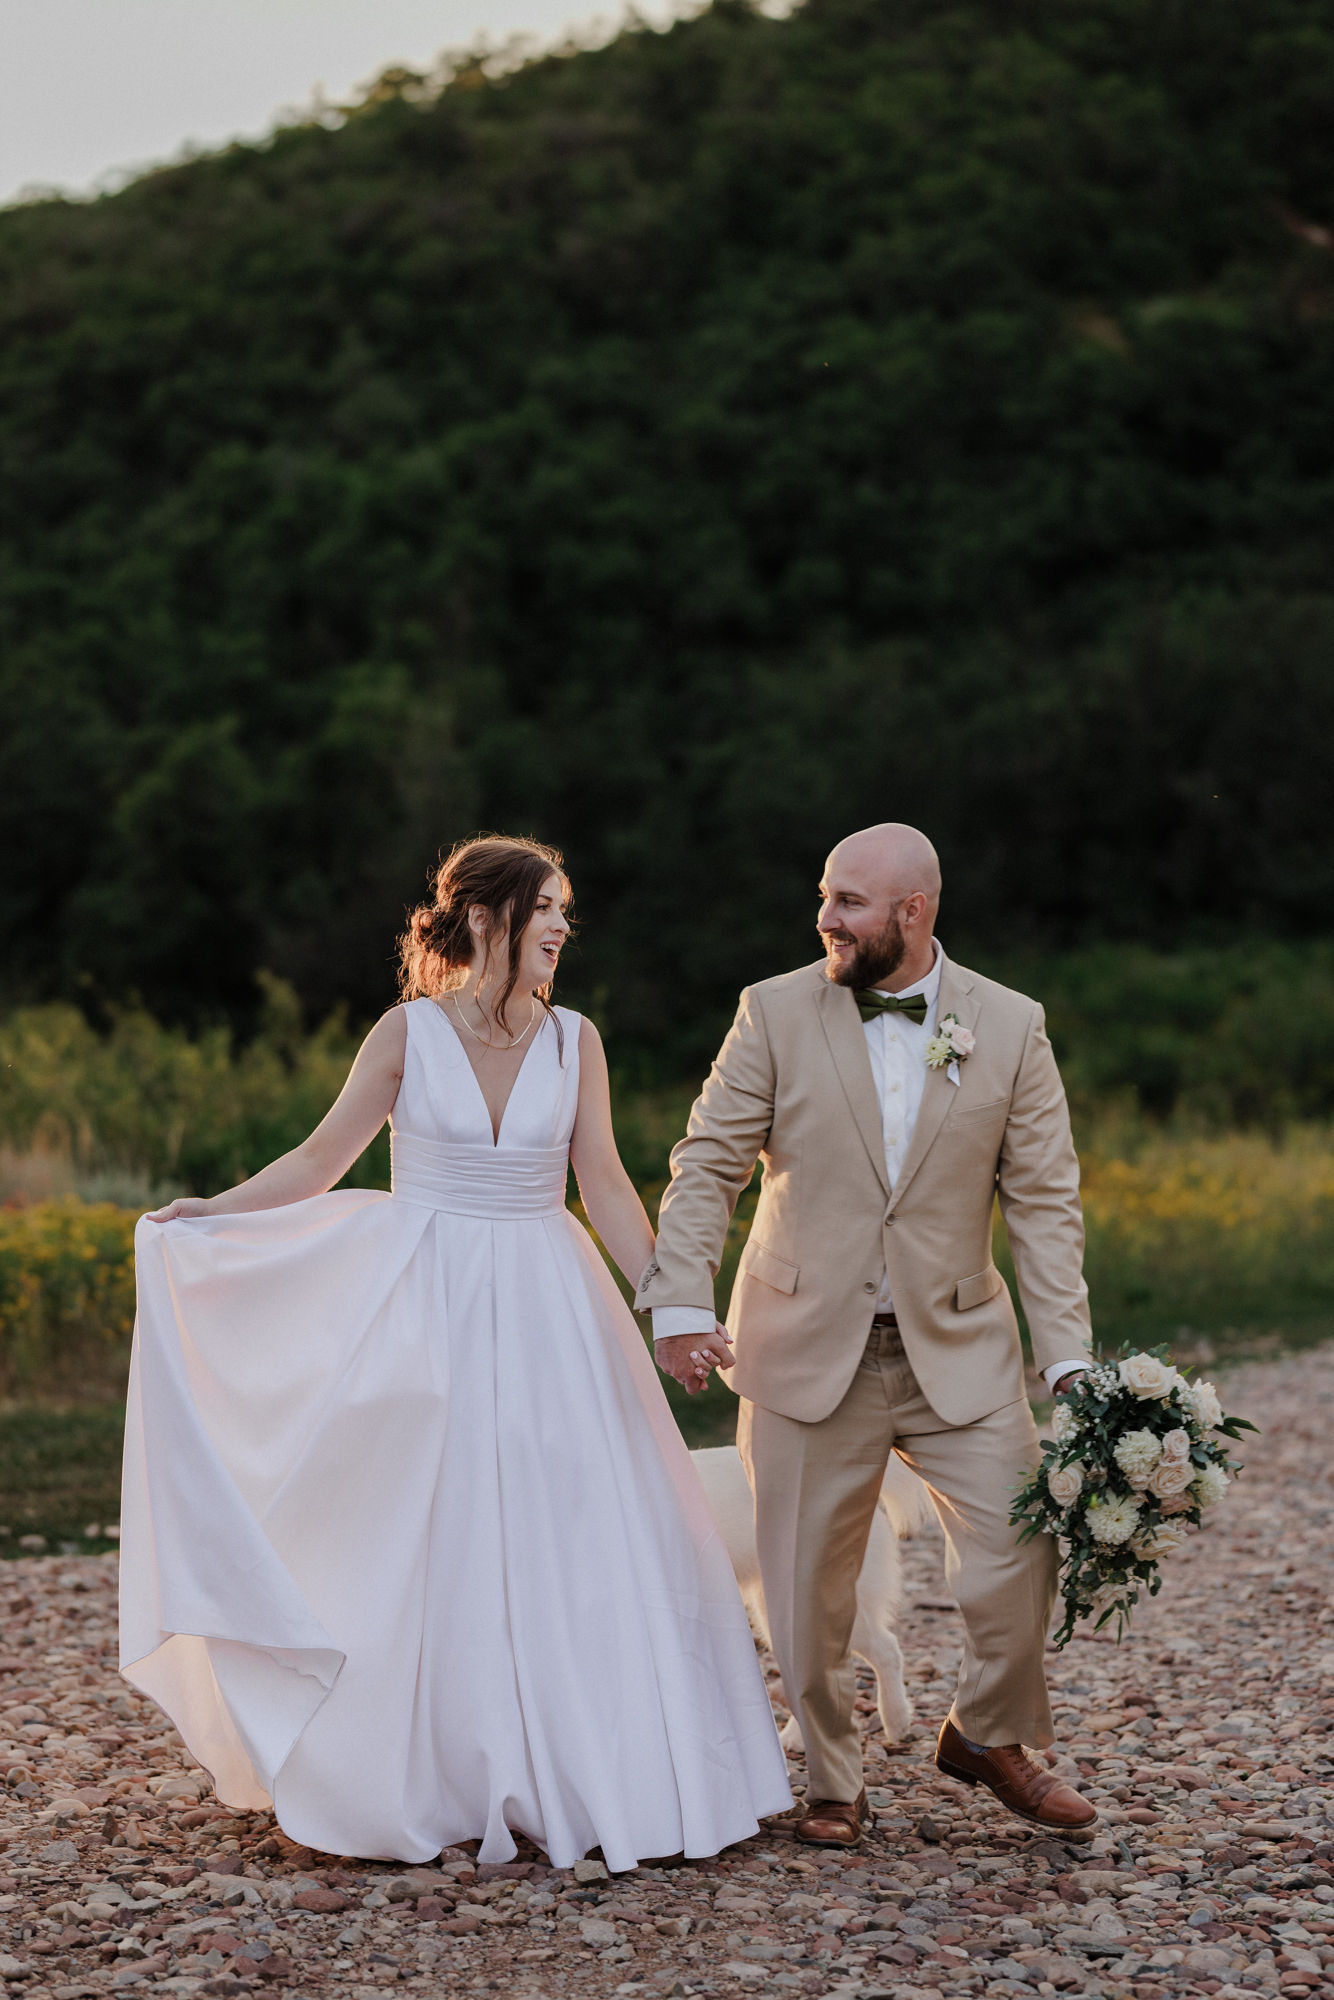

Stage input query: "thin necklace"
[{"left": 452, "top": 990, "right": 538, "bottom": 1051}]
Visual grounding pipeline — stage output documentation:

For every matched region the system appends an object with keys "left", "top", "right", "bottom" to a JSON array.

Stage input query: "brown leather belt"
[{"left": 870, "top": 1311, "right": 899, "bottom": 1330}]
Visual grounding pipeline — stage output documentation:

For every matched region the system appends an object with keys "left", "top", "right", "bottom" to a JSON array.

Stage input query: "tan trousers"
[{"left": 737, "top": 1319, "right": 1057, "bottom": 1804}]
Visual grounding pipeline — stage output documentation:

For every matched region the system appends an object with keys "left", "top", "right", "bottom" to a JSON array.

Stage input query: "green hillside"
[{"left": 2, "top": 0, "right": 1333, "bottom": 1064}]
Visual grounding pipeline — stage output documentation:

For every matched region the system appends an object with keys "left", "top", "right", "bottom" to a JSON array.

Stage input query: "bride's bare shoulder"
[{"left": 356, "top": 1004, "right": 410, "bottom": 1067}]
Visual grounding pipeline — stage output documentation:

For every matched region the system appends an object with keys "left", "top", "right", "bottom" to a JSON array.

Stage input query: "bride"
[{"left": 123, "top": 834, "right": 790, "bottom": 1869}]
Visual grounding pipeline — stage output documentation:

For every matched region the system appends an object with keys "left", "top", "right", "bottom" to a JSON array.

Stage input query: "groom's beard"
[{"left": 824, "top": 911, "right": 907, "bottom": 988}]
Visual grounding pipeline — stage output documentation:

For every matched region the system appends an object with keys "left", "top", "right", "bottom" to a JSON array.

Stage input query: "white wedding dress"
[{"left": 121, "top": 1000, "right": 791, "bottom": 1868}]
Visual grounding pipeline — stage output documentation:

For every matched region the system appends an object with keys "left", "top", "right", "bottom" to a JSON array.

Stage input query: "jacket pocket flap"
[
  {"left": 955, "top": 1265, "right": 1005, "bottom": 1311},
  {"left": 741, "top": 1242, "right": 799, "bottom": 1294}
]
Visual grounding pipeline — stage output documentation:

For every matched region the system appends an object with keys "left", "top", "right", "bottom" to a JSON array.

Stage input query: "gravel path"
[{"left": 1, "top": 1347, "right": 1331, "bottom": 2000}]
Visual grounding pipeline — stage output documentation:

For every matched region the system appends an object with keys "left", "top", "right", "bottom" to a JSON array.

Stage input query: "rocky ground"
[{"left": 1, "top": 1347, "right": 1331, "bottom": 2000}]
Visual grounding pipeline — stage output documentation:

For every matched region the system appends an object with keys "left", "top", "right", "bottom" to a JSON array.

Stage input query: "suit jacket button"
[
  {"left": 863, "top": 1281, "right": 876, "bottom": 1294},
  {"left": 885, "top": 1214, "right": 896, "bottom": 1226}
]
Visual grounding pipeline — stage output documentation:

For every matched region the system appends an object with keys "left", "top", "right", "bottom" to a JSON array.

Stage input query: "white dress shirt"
[
  {"left": 653, "top": 942, "right": 1085, "bottom": 1391},
  {"left": 862, "top": 940, "right": 943, "bottom": 1311}
]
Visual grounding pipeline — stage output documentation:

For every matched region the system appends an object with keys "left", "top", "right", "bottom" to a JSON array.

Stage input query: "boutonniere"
[{"left": 925, "top": 1012, "right": 975, "bottom": 1086}]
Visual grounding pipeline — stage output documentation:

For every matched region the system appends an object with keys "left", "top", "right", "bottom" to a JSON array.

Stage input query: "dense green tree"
[{"left": 1, "top": 0, "right": 1332, "bottom": 1065}]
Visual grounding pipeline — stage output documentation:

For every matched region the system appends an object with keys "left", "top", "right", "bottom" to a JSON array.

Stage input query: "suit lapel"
[
  {"left": 887, "top": 959, "right": 980, "bottom": 1211},
  {"left": 814, "top": 974, "right": 891, "bottom": 1198}
]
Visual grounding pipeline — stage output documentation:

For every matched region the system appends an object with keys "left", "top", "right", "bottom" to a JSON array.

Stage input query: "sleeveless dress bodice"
[
  {"left": 389, "top": 998, "right": 575, "bottom": 1216},
  {"left": 120, "top": 1001, "right": 790, "bottom": 1868}
]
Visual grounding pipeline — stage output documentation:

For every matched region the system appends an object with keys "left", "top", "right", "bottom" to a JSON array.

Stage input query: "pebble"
[{"left": 2, "top": 1348, "right": 1333, "bottom": 1998}]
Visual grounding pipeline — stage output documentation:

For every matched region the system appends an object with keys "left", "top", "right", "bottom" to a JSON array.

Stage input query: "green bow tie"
[{"left": 854, "top": 988, "right": 929, "bottom": 1026}]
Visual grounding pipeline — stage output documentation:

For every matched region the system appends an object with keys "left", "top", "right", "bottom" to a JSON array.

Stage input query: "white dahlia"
[
  {"left": 1112, "top": 1429, "right": 1162, "bottom": 1484},
  {"left": 1086, "top": 1493, "right": 1142, "bottom": 1546},
  {"left": 1194, "top": 1461, "right": 1231, "bottom": 1509}
]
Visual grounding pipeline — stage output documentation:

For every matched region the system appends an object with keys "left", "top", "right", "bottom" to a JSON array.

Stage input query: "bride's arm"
[
  {"left": 569, "top": 1019, "right": 732, "bottom": 1386},
  {"left": 568, "top": 1017, "right": 663, "bottom": 1289},
  {"left": 146, "top": 1007, "right": 408, "bottom": 1221}
]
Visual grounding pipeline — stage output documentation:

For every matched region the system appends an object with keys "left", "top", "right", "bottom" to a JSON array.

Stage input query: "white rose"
[
  {"left": 1131, "top": 1522, "right": 1190, "bottom": 1562},
  {"left": 1159, "top": 1428, "right": 1192, "bottom": 1463},
  {"left": 1158, "top": 1489, "right": 1193, "bottom": 1515},
  {"left": 1086, "top": 1493, "right": 1141, "bottom": 1546},
  {"left": 1184, "top": 1380, "right": 1223, "bottom": 1431},
  {"left": 1047, "top": 1462, "right": 1084, "bottom": 1506},
  {"left": 1147, "top": 1457, "right": 1195, "bottom": 1499},
  {"left": 1118, "top": 1353, "right": 1176, "bottom": 1400},
  {"left": 949, "top": 1024, "right": 976, "bottom": 1056},
  {"left": 1112, "top": 1428, "right": 1162, "bottom": 1481},
  {"left": 1194, "top": 1461, "right": 1231, "bottom": 1509},
  {"left": 1087, "top": 1580, "right": 1134, "bottom": 1622}
]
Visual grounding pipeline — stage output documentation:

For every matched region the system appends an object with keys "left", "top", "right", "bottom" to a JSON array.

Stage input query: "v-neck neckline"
[{"left": 425, "top": 997, "right": 547, "bottom": 1148}]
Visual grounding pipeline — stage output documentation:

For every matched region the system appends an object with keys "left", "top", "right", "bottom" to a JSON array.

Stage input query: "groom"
[{"left": 639, "top": 824, "right": 1097, "bottom": 1845}]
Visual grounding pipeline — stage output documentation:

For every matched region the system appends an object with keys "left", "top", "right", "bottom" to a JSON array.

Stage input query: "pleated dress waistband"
[{"left": 390, "top": 1130, "right": 570, "bottom": 1219}]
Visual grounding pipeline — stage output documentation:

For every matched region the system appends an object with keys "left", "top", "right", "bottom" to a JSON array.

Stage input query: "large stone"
[
  {"left": 1183, "top": 1945, "right": 1239, "bottom": 1972},
  {"left": 292, "top": 1885, "right": 350, "bottom": 1913},
  {"left": 443, "top": 1906, "right": 484, "bottom": 1934}
]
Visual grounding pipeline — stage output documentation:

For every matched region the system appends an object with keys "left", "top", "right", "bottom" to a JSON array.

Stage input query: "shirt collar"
[{"left": 869, "top": 936, "right": 943, "bottom": 1009}]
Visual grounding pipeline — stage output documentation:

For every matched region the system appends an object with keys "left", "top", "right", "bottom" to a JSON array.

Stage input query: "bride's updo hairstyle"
[{"left": 399, "top": 834, "right": 572, "bottom": 1044}]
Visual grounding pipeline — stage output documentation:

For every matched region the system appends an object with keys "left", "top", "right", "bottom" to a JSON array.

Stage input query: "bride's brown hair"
[{"left": 398, "top": 834, "right": 572, "bottom": 1045}]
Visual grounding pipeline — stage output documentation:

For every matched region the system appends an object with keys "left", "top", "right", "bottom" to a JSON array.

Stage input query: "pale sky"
[{"left": 0, "top": 0, "right": 689, "bottom": 209}]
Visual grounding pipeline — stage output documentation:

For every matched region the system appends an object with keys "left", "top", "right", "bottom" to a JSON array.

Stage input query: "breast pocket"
[{"left": 950, "top": 1095, "right": 1008, "bottom": 1123}]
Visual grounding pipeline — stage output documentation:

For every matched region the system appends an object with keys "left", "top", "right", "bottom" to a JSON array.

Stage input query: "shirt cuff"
[
  {"left": 1043, "top": 1359, "right": 1089, "bottom": 1389},
  {"left": 652, "top": 1306, "right": 718, "bottom": 1342}
]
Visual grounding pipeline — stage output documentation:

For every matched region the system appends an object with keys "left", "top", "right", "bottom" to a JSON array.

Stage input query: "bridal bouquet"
[{"left": 1011, "top": 1349, "right": 1255, "bottom": 1647}]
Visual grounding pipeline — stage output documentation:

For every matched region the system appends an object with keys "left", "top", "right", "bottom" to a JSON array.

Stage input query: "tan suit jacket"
[{"left": 636, "top": 954, "right": 1091, "bottom": 1427}]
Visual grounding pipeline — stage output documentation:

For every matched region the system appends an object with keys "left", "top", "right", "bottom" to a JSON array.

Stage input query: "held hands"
[
  {"left": 144, "top": 1197, "right": 216, "bottom": 1224},
  {"left": 654, "top": 1324, "right": 734, "bottom": 1396}
]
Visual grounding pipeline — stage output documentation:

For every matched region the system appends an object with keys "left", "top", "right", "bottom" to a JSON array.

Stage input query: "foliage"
[
  {"left": 5, "top": 1097, "right": 1334, "bottom": 1412},
  {"left": 0, "top": 977, "right": 386, "bottom": 1201},
  {"left": 0, "top": 1404, "right": 126, "bottom": 1550},
  {"left": 1, "top": 965, "right": 1334, "bottom": 1411},
  {"left": 1004, "top": 941, "right": 1334, "bottom": 1129},
  {"left": 1076, "top": 1127, "right": 1334, "bottom": 1336},
  {"left": 0, "top": 1200, "right": 136, "bottom": 1401},
  {"left": 1010, "top": 1347, "right": 1253, "bottom": 1646},
  {"left": 4, "top": 930, "right": 1334, "bottom": 1220},
  {"left": 0, "top": 0, "right": 1332, "bottom": 1064}
]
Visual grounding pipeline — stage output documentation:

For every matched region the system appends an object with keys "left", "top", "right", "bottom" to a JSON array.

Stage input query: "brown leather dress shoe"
[
  {"left": 936, "top": 1719, "right": 1097, "bottom": 1833},
  {"left": 792, "top": 1788, "right": 868, "bottom": 1847}
]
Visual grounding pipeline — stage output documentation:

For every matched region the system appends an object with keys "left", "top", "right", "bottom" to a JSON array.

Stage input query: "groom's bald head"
[
  {"left": 830, "top": 823, "right": 942, "bottom": 911},
  {"left": 818, "top": 823, "right": 941, "bottom": 990}
]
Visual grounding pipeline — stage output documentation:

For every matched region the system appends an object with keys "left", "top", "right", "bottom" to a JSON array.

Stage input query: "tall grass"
[
  {"left": 3, "top": 1120, "right": 1332, "bottom": 1404},
  {"left": 2, "top": 981, "right": 1332, "bottom": 1404},
  {"left": 0, "top": 976, "right": 384, "bottom": 1206},
  {"left": 1075, "top": 1124, "right": 1334, "bottom": 1340}
]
